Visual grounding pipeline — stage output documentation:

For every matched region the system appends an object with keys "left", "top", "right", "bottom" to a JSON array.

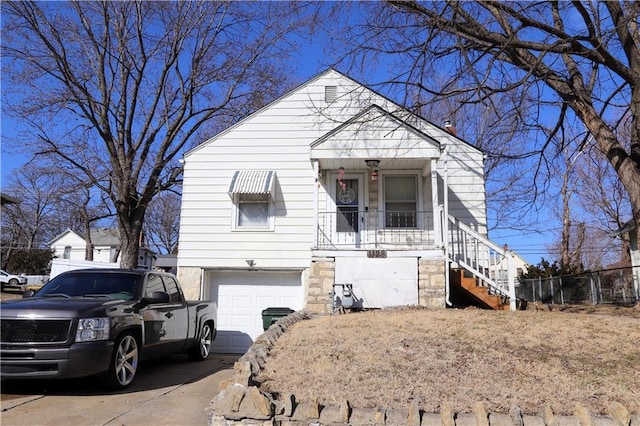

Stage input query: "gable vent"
[{"left": 325, "top": 85, "right": 338, "bottom": 103}]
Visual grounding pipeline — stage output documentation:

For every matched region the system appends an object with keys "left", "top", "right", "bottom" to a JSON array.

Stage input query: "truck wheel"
[
  {"left": 103, "top": 333, "right": 139, "bottom": 389},
  {"left": 189, "top": 322, "right": 213, "bottom": 361}
]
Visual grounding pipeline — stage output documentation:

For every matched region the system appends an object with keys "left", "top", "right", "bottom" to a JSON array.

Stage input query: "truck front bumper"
[{"left": 0, "top": 341, "right": 114, "bottom": 379}]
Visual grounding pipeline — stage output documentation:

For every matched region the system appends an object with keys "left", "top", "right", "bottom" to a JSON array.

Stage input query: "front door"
[{"left": 330, "top": 173, "right": 364, "bottom": 247}]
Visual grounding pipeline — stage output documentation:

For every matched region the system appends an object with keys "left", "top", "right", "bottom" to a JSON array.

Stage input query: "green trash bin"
[{"left": 261, "top": 307, "right": 294, "bottom": 330}]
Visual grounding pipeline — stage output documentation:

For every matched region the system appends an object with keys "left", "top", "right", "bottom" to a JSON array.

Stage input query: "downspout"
[
  {"left": 312, "top": 160, "right": 320, "bottom": 249},
  {"left": 507, "top": 252, "right": 517, "bottom": 311},
  {"left": 442, "top": 145, "right": 452, "bottom": 307},
  {"left": 199, "top": 268, "right": 205, "bottom": 301}
]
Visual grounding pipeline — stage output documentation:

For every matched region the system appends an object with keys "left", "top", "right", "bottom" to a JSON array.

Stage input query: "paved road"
[{"left": 1, "top": 353, "right": 239, "bottom": 426}]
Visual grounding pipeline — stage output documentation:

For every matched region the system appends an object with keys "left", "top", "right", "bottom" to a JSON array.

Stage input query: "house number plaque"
[{"left": 367, "top": 249, "right": 387, "bottom": 258}]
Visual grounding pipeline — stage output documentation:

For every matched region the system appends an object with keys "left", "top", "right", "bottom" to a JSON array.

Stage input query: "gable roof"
[
  {"left": 311, "top": 104, "right": 441, "bottom": 160},
  {"left": 90, "top": 228, "right": 120, "bottom": 246},
  {"left": 49, "top": 228, "right": 121, "bottom": 246},
  {"left": 184, "top": 68, "right": 345, "bottom": 159},
  {"left": 155, "top": 254, "right": 177, "bottom": 268},
  {"left": 184, "top": 68, "right": 481, "bottom": 158},
  {"left": 49, "top": 229, "right": 84, "bottom": 245}
]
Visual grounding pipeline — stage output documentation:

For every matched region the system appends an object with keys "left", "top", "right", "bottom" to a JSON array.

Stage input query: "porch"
[
  {"left": 307, "top": 104, "right": 517, "bottom": 310},
  {"left": 315, "top": 209, "right": 438, "bottom": 250}
]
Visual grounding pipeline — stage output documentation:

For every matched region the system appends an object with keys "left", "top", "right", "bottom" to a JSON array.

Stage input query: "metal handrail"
[
  {"left": 315, "top": 210, "right": 435, "bottom": 249},
  {"left": 447, "top": 215, "right": 516, "bottom": 309}
]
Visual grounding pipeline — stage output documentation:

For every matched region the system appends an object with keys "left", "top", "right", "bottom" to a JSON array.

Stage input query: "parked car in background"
[
  {"left": 0, "top": 270, "right": 27, "bottom": 291},
  {"left": 0, "top": 269, "right": 217, "bottom": 389}
]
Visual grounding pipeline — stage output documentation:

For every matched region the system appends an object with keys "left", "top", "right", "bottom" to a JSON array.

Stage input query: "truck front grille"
[{"left": 1, "top": 319, "right": 72, "bottom": 343}]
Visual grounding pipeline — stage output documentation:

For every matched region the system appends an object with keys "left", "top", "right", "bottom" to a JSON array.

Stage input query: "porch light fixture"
[{"left": 365, "top": 159, "right": 380, "bottom": 169}]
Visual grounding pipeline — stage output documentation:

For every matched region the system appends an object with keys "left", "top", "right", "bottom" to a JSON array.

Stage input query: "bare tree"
[
  {"left": 325, "top": 1, "right": 640, "bottom": 247},
  {"left": 57, "top": 180, "right": 115, "bottom": 261},
  {"left": 0, "top": 166, "right": 65, "bottom": 265},
  {"left": 144, "top": 191, "right": 181, "bottom": 255},
  {"left": 1, "top": 1, "right": 299, "bottom": 268}
]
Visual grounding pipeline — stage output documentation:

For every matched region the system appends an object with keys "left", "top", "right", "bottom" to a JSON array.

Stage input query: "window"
[
  {"left": 63, "top": 246, "right": 71, "bottom": 259},
  {"left": 235, "top": 193, "right": 271, "bottom": 229},
  {"left": 384, "top": 175, "right": 417, "bottom": 228},
  {"left": 162, "top": 276, "right": 183, "bottom": 303},
  {"left": 144, "top": 274, "right": 166, "bottom": 298},
  {"left": 336, "top": 179, "right": 359, "bottom": 232},
  {"left": 228, "top": 170, "right": 276, "bottom": 231}
]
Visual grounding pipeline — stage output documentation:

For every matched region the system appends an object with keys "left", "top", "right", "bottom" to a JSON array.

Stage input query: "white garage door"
[{"left": 207, "top": 270, "right": 303, "bottom": 354}]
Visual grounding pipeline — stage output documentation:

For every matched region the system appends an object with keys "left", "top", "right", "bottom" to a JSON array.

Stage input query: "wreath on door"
[{"left": 338, "top": 187, "right": 356, "bottom": 204}]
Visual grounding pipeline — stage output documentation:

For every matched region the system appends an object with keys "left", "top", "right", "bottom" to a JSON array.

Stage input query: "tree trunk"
[{"left": 117, "top": 205, "right": 146, "bottom": 269}]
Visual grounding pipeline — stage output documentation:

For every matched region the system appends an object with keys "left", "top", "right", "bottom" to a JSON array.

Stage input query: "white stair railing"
[{"left": 447, "top": 215, "right": 516, "bottom": 310}]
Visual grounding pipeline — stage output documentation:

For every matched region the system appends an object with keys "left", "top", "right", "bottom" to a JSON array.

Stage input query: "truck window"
[
  {"left": 162, "top": 276, "right": 183, "bottom": 303},
  {"left": 145, "top": 274, "right": 166, "bottom": 298}
]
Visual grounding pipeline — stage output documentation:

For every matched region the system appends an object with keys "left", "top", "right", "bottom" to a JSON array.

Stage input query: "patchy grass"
[{"left": 260, "top": 305, "right": 640, "bottom": 416}]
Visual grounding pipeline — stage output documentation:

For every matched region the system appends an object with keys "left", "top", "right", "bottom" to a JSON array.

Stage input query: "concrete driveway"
[{"left": 1, "top": 353, "right": 239, "bottom": 426}]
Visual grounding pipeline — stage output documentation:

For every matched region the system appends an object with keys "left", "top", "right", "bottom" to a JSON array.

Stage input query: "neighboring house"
[
  {"left": 1, "top": 192, "right": 20, "bottom": 206},
  {"left": 49, "top": 228, "right": 155, "bottom": 270},
  {"left": 489, "top": 246, "right": 529, "bottom": 294},
  {"left": 154, "top": 254, "right": 178, "bottom": 274},
  {"left": 178, "top": 69, "right": 517, "bottom": 353}
]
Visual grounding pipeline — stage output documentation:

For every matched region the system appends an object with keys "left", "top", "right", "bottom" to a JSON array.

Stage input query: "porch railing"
[
  {"left": 447, "top": 214, "right": 516, "bottom": 309},
  {"left": 316, "top": 210, "right": 436, "bottom": 249}
]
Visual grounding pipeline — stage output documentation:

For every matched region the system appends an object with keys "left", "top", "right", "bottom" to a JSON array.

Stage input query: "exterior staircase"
[
  {"left": 449, "top": 269, "right": 510, "bottom": 310},
  {"left": 446, "top": 214, "right": 516, "bottom": 310}
]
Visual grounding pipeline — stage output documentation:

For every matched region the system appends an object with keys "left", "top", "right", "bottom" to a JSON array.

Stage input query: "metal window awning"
[{"left": 228, "top": 170, "right": 276, "bottom": 197}]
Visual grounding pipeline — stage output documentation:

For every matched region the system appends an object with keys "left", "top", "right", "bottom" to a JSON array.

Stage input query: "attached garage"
[{"left": 206, "top": 270, "right": 303, "bottom": 354}]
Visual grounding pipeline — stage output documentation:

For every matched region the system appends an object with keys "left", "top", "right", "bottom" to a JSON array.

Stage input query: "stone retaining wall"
[{"left": 209, "top": 311, "right": 639, "bottom": 426}]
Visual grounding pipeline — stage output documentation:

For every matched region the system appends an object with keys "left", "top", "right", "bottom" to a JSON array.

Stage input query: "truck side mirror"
[{"left": 142, "top": 291, "right": 170, "bottom": 305}]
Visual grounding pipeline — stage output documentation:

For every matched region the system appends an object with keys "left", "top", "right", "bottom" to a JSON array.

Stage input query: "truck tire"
[
  {"left": 103, "top": 332, "right": 139, "bottom": 389},
  {"left": 188, "top": 322, "right": 213, "bottom": 361}
]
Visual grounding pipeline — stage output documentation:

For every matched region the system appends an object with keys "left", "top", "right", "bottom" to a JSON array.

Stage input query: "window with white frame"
[
  {"left": 63, "top": 246, "right": 72, "bottom": 259},
  {"left": 384, "top": 175, "right": 418, "bottom": 228},
  {"left": 235, "top": 193, "right": 272, "bottom": 230}
]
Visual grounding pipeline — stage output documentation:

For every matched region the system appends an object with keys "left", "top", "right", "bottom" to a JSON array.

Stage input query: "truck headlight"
[{"left": 76, "top": 317, "right": 110, "bottom": 342}]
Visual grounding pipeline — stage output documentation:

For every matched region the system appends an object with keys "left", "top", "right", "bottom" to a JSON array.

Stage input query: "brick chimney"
[{"left": 444, "top": 120, "right": 457, "bottom": 136}]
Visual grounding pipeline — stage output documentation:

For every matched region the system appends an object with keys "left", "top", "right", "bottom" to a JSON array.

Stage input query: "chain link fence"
[{"left": 517, "top": 266, "right": 639, "bottom": 305}]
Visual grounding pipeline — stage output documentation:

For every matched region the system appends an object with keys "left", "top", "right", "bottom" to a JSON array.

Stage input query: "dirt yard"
[{"left": 260, "top": 304, "right": 640, "bottom": 416}]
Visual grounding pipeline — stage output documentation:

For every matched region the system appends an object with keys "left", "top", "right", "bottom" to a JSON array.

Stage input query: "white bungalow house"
[
  {"left": 49, "top": 228, "right": 154, "bottom": 270},
  {"left": 177, "top": 69, "right": 516, "bottom": 353},
  {"left": 491, "top": 245, "right": 530, "bottom": 291}
]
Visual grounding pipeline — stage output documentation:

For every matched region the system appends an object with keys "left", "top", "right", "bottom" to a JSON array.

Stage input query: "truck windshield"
[{"left": 36, "top": 272, "right": 142, "bottom": 300}]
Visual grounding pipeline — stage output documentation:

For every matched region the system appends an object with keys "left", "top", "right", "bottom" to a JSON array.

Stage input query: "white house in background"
[
  {"left": 177, "top": 69, "right": 517, "bottom": 353},
  {"left": 491, "top": 246, "right": 530, "bottom": 291},
  {"left": 49, "top": 228, "right": 155, "bottom": 269}
]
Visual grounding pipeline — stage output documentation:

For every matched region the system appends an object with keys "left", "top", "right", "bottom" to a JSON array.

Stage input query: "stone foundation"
[
  {"left": 418, "top": 259, "right": 446, "bottom": 308},
  {"left": 305, "top": 260, "right": 335, "bottom": 314},
  {"left": 177, "top": 266, "right": 202, "bottom": 300},
  {"left": 306, "top": 258, "right": 447, "bottom": 313}
]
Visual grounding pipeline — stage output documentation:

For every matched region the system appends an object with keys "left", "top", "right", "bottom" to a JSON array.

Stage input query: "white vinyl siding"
[{"left": 178, "top": 69, "right": 488, "bottom": 272}]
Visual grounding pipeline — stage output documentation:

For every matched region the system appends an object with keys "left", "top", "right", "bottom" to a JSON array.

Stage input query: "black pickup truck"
[{"left": 0, "top": 269, "right": 217, "bottom": 389}]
